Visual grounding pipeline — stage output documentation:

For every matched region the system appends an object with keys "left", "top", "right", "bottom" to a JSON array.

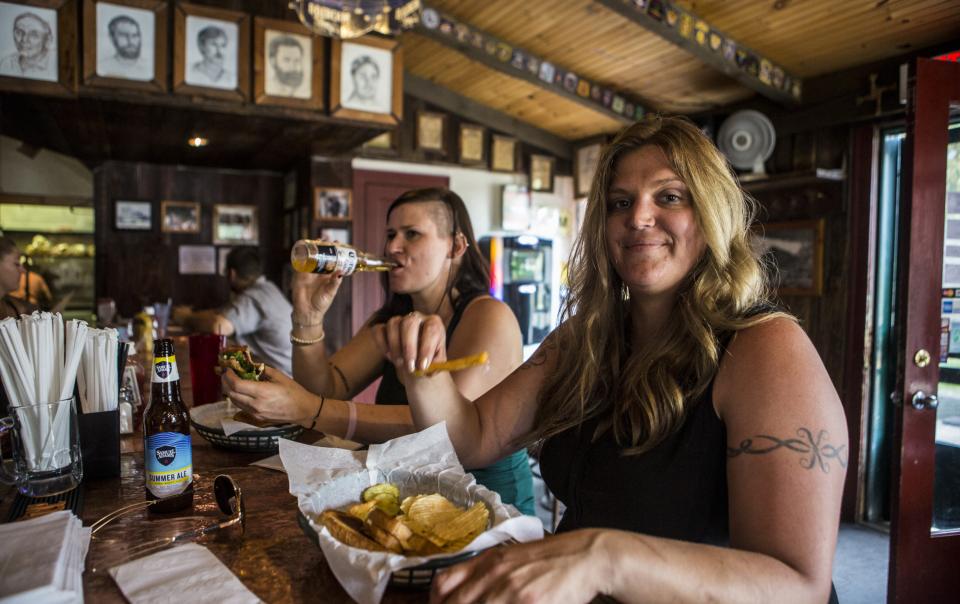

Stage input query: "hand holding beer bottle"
[{"left": 289, "top": 240, "right": 397, "bottom": 325}]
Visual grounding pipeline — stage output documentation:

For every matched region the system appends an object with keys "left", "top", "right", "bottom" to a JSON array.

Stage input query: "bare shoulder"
[
  {"left": 460, "top": 295, "right": 518, "bottom": 324},
  {"left": 713, "top": 316, "right": 844, "bottom": 431}
]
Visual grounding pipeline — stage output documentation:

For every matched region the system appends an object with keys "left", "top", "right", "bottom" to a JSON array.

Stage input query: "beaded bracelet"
[
  {"left": 290, "top": 331, "right": 325, "bottom": 345},
  {"left": 309, "top": 395, "right": 325, "bottom": 431}
]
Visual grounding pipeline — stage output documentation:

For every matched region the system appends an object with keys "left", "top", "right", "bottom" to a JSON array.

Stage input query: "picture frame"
[
  {"left": 330, "top": 35, "right": 402, "bottom": 126},
  {"left": 491, "top": 134, "right": 518, "bottom": 173},
  {"left": 753, "top": 219, "right": 825, "bottom": 296},
  {"left": 253, "top": 16, "right": 322, "bottom": 110},
  {"left": 361, "top": 130, "right": 397, "bottom": 155},
  {"left": 501, "top": 184, "right": 531, "bottom": 232},
  {"left": 114, "top": 199, "right": 151, "bottom": 230},
  {"left": 178, "top": 244, "right": 216, "bottom": 275},
  {"left": 82, "top": 0, "right": 167, "bottom": 92},
  {"left": 530, "top": 153, "right": 555, "bottom": 193},
  {"left": 173, "top": 2, "right": 249, "bottom": 102},
  {"left": 213, "top": 204, "right": 258, "bottom": 245},
  {"left": 160, "top": 200, "right": 200, "bottom": 233},
  {"left": 314, "top": 187, "right": 351, "bottom": 222},
  {"left": 416, "top": 110, "right": 446, "bottom": 154},
  {"left": 459, "top": 123, "right": 486, "bottom": 166},
  {"left": 0, "top": 0, "right": 78, "bottom": 96},
  {"left": 574, "top": 140, "right": 604, "bottom": 198}
]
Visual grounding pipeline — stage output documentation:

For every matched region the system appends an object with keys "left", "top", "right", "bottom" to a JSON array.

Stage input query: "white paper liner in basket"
[{"left": 279, "top": 423, "right": 544, "bottom": 604}]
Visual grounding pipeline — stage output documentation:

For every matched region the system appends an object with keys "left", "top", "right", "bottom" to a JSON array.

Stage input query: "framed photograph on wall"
[
  {"left": 416, "top": 111, "right": 446, "bottom": 154},
  {"left": 530, "top": 154, "right": 555, "bottom": 193},
  {"left": 213, "top": 204, "right": 258, "bottom": 245},
  {"left": 173, "top": 2, "right": 249, "bottom": 102},
  {"left": 314, "top": 187, "right": 351, "bottom": 222},
  {"left": 459, "top": 123, "right": 486, "bottom": 166},
  {"left": 752, "top": 219, "right": 825, "bottom": 296},
  {"left": 160, "top": 200, "right": 200, "bottom": 233},
  {"left": 501, "top": 185, "right": 530, "bottom": 232},
  {"left": 491, "top": 134, "right": 517, "bottom": 173},
  {"left": 253, "top": 16, "right": 322, "bottom": 110},
  {"left": 83, "top": 0, "right": 167, "bottom": 92},
  {"left": 115, "top": 199, "right": 151, "bottom": 230},
  {"left": 574, "top": 141, "right": 604, "bottom": 198},
  {"left": 0, "top": 0, "right": 77, "bottom": 95},
  {"left": 330, "top": 35, "right": 402, "bottom": 126}
]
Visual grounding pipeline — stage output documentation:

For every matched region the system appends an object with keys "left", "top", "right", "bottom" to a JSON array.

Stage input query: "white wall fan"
[{"left": 717, "top": 109, "right": 776, "bottom": 177}]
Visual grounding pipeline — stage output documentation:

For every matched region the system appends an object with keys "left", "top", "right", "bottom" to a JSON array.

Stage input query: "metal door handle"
[{"left": 911, "top": 391, "right": 939, "bottom": 410}]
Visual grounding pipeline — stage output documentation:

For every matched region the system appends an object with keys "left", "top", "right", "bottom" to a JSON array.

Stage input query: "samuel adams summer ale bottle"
[
  {"left": 143, "top": 338, "right": 193, "bottom": 512},
  {"left": 291, "top": 239, "right": 397, "bottom": 275}
]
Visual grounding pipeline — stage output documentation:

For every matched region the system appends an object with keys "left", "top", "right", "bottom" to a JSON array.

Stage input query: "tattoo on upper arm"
[
  {"left": 519, "top": 338, "right": 555, "bottom": 370},
  {"left": 330, "top": 363, "right": 350, "bottom": 394},
  {"left": 727, "top": 428, "right": 848, "bottom": 473}
]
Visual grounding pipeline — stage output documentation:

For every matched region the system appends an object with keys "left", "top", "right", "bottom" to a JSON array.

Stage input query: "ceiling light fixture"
[
  {"left": 289, "top": 0, "right": 421, "bottom": 39},
  {"left": 187, "top": 135, "right": 208, "bottom": 148}
]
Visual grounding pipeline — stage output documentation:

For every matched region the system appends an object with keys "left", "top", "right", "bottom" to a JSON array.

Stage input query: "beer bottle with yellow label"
[
  {"left": 143, "top": 338, "right": 193, "bottom": 512},
  {"left": 291, "top": 239, "right": 397, "bottom": 275}
]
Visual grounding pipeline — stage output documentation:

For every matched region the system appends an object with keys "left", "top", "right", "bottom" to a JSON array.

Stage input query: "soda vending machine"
[{"left": 479, "top": 234, "right": 554, "bottom": 353}]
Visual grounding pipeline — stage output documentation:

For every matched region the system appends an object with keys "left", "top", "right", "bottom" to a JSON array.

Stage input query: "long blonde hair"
[{"left": 522, "top": 115, "right": 790, "bottom": 454}]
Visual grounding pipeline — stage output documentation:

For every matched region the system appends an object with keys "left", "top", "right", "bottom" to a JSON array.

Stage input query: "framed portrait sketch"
[
  {"left": 160, "top": 200, "right": 200, "bottom": 234},
  {"left": 491, "top": 135, "right": 517, "bottom": 173},
  {"left": 752, "top": 219, "right": 825, "bottom": 296},
  {"left": 330, "top": 35, "right": 402, "bottom": 126},
  {"left": 0, "top": 0, "right": 77, "bottom": 95},
  {"left": 530, "top": 154, "right": 555, "bottom": 193},
  {"left": 416, "top": 111, "right": 446, "bottom": 154},
  {"left": 253, "top": 16, "right": 322, "bottom": 110},
  {"left": 320, "top": 227, "right": 350, "bottom": 245},
  {"left": 213, "top": 204, "right": 258, "bottom": 245},
  {"left": 459, "top": 123, "right": 486, "bottom": 166},
  {"left": 173, "top": 2, "right": 249, "bottom": 102},
  {"left": 574, "top": 141, "right": 604, "bottom": 198},
  {"left": 314, "top": 187, "right": 351, "bottom": 222},
  {"left": 83, "top": 0, "right": 166, "bottom": 91},
  {"left": 114, "top": 199, "right": 151, "bottom": 230}
]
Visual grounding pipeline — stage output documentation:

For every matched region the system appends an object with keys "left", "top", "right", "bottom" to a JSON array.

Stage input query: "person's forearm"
[
  {"left": 603, "top": 530, "right": 829, "bottom": 604},
  {"left": 305, "top": 397, "right": 416, "bottom": 443},
  {"left": 292, "top": 341, "right": 335, "bottom": 394},
  {"left": 402, "top": 373, "right": 485, "bottom": 467}
]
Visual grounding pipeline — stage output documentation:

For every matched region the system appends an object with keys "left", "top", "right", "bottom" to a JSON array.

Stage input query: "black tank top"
[
  {"left": 540, "top": 386, "right": 729, "bottom": 543},
  {"left": 374, "top": 291, "right": 483, "bottom": 405}
]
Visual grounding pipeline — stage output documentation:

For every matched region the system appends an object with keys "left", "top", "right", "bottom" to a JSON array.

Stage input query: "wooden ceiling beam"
[
  {"left": 595, "top": 0, "right": 802, "bottom": 106},
  {"left": 404, "top": 73, "right": 572, "bottom": 160},
  {"left": 415, "top": 4, "right": 647, "bottom": 126}
]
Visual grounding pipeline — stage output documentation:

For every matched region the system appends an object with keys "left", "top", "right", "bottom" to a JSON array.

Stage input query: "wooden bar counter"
[{"left": 1, "top": 429, "right": 426, "bottom": 603}]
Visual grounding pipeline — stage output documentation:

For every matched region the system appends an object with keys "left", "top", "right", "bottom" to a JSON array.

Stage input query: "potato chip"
[
  {"left": 347, "top": 500, "right": 378, "bottom": 522},
  {"left": 406, "top": 494, "right": 462, "bottom": 528},
  {"left": 430, "top": 502, "right": 489, "bottom": 547}
]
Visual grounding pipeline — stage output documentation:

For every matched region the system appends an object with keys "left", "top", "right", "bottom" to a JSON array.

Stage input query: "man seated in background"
[
  {"left": 0, "top": 237, "right": 36, "bottom": 320},
  {"left": 177, "top": 247, "right": 292, "bottom": 374}
]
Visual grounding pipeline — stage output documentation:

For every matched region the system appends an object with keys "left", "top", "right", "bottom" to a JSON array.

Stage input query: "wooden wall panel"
[{"left": 94, "top": 162, "right": 283, "bottom": 317}]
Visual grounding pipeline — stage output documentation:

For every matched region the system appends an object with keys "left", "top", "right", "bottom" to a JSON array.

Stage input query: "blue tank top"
[{"left": 374, "top": 292, "right": 536, "bottom": 516}]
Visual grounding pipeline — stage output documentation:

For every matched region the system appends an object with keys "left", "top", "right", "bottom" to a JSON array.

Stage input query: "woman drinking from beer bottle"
[{"left": 223, "top": 188, "right": 535, "bottom": 515}]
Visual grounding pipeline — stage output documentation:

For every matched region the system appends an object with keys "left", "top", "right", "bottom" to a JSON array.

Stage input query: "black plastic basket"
[
  {"left": 296, "top": 510, "right": 481, "bottom": 589},
  {"left": 189, "top": 401, "right": 303, "bottom": 453}
]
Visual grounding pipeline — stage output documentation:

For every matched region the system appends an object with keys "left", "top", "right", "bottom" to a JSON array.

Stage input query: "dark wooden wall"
[{"left": 94, "top": 161, "right": 283, "bottom": 317}]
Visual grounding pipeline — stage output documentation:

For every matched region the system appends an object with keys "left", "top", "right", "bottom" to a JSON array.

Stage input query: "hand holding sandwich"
[{"left": 222, "top": 365, "right": 320, "bottom": 426}]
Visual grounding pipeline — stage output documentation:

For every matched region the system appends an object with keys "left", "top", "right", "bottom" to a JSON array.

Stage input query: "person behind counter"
[
  {"left": 0, "top": 237, "right": 36, "bottom": 320},
  {"left": 222, "top": 188, "right": 536, "bottom": 516},
  {"left": 373, "top": 117, "right": 847, "bottom": 603},
  {"left": 177, "top": 247, "right": 292, "bottom": 375}
]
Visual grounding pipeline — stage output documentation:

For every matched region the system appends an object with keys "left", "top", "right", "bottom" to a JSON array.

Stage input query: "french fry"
[{"left": 412, "top": 352, "right": 489, "bottom": 377}]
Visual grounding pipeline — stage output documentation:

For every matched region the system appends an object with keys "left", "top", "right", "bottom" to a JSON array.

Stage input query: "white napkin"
[
  {"left": 109, "top": 543, "right": 262, "bottom": 604},
  {"left": 281, "top": 422, "right": 545, "bottom": 604},
  {"left": 250, "top": 435, "right": 363, "bottom": 472},
  {"left": 0, "top": 510, "right": 90, "bottom": 604}
]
